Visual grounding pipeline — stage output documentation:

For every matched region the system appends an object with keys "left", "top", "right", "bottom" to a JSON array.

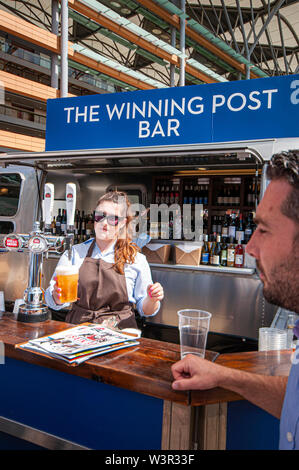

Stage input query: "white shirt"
[{"left": 44, "top": 238, "right": 159, "bottom": 317}]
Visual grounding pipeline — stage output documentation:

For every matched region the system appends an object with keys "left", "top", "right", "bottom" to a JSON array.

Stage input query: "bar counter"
[{"left": 0, "top": 313, "right": 292, "bottom": 450}]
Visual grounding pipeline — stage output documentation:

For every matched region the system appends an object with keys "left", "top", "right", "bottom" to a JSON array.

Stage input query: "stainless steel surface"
[
  {"left": 150, "top": 263, "right": 255, "bottom": 275},
  {"left": 0, "top": 415, "right": 89, "bottom": 450},
  {"left": 0, "top": 166, "right": 41, "bottom": 301},
  {"left": 150, "top": 266, "right": 276, "bottom": 340},
  {"left": 2, "top": 138, "right": 299, "bottom": 163}
]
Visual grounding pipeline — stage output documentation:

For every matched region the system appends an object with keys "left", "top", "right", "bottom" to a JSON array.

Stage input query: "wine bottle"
[
  {"left": 220, "top": 236, "right": 227, "bottom": 266},
  {"left": 61, "top": 209, "right": 67, "bottom": 234},
  {"left": 51, "top": 216, "right": 56, "bottom": 235},
  {"left": 56, "top": 208, "right": 62, "bottom": 235},
  {"left": 244, "top": 212, "right": 254, "bottom": 244},
  {"left": 227, "top": 241, "right": 235, "bottom": 267},
  {"left": 228, "top": 213, "right": 236, "bottom": 242},
  {"left": 201, "top": 234, "right": 210, "bottom": 265},
  {"left": 236, "top": 213, "right": 244, "bottom": 243},
  {"left": 221, "top": 214, "right": 229, "bottom": 238},
  {"left": 234, "top": 235, "right": 244, "bottom": 268},
  {"left": 210, "top": 234, "right": 221, "bottom": 266}
]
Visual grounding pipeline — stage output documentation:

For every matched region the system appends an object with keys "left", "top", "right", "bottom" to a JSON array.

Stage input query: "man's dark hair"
[{"left": 266, "top": 150, "right": 299, "bottom": 225}]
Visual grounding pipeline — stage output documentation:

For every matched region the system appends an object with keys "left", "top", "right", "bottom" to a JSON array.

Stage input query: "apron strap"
[{"left": 86, "top": 238, "right": 96, "bottom": 258}]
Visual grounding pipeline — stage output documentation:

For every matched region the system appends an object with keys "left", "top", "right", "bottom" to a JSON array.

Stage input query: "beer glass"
[{"left": 55, "top": 265, "right": 79, "bottom": 303}]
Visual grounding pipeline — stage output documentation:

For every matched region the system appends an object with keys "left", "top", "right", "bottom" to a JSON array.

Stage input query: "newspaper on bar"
[{"left": 15, "top": 323, "right": 139, "bottom": 365}]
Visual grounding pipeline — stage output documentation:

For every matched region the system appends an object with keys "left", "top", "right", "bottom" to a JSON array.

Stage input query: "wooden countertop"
[{"left": 0, "top": 313, "right": 293, "bottom": 407}]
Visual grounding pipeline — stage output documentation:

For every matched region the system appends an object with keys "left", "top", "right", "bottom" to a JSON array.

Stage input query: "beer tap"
[
  {"left": 43, "top": 183, "right": 54, "bottom": 235},
  {"left": 0, "top": 182, "right": 76, "bottom": 323},
  {"left": 65, "top": 182, "right": 76, "bottom": 262}
]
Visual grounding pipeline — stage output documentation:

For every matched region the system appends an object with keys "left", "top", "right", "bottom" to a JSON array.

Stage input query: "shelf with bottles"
[
  {"left": 207, "top": 210, "right": 256, "bottom": 246},
  {"left": 201, "top": 231, "right": 251, "bottom": 269},
  {"left": 182, "top": 178, "right": 209, "bottom": 206},
  {"left": 212, "top": 177, "right": 241, "bottom": 208},
  {"left": 48, "top": 208, "right": 95, "bottom": 244},
  {"left": 244, "top": 174, "right": 260, "bottom": 208},
  {"left": 152, "top": 177, "right": 181, "bottom": 206}
]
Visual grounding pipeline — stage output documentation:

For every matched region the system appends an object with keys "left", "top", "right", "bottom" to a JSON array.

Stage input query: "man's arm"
[{"left": 171, "top": 355, "right": 288, "bottom": 419}]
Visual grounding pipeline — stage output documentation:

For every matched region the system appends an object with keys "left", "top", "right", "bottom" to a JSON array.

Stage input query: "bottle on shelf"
[
  {"left": 160, "top": 182, "right": 165, "bottom": 205},
  {"left": 194, "top": 184, "right": 199, "bottom": 204},
  {"left": 234, "top": 235, "right": 244, "bottom": 268},
  {"left": 165, "top": 182, "right": 170, "bottom": 205},
  {"left": 169, "top": 186, "right": 175, "bottom": 205},
  {"left": 74, "top": 209, "right": 80, "bottom": 242},
  {"left": 81, "top": 210, "right": 86, "bottom": 238},
  {"left": 210, "top": 234, "right": 221, "bottom": 266},
  {"left": 183, "top": 182, "right": 189, "bottom": 205},
  {"left": 227, "top": 240, "right": 235, "bottom": 267},
  {"left": 155, "top": 187, "right": 160, "bottom": 204},
  {"left": 212, "top": 215, "right": 217, "bottom": 234},
  {"left": 236, "top": 213, "right": 244, "bottom": 243},
  {"left": 61, "top": 209, "right": 67, "bottom": 234},
  {"left": 86, "top": 213, "right": 94, "bottom": 239},
  {"left": 217, "top": 216, "right": 222, "bottom": 234},
  {"left": 227, "top": 187, "right": 233, "bottom": 206},
  {"left": 234, "top": 185, "right": 240, "bottom": 206},
  {"left": 203, "top": 185, "right": 208, "bottom": 205},
  {"left": 220, "top": 236, "right": 228, "bottom": 266},
  {"left": 56, "top": 208, "right": 62, "bottom": 235},
  {"left": 244, "top": 212, "right": 254, "bottom": 244},
  {"left": 221, "top": 214, "right": 229, "bottom": 238},
  {"left": 188, "top": 182, "right": 194, "bottom": 205},
  {"left": 228, "top": 213, "right": 236, "bottom": 242},
  {"left": 201, "top": 234, "right": 210, "bottom": 265},
  {"left": 50, "top": 216, "right": 56, "bottom": 235},
  {"left": 217, "top": 187, "right": 223, "bottom": 206},
  {"left": 223, "top": 187, "right": 229, "bottom": 205}
]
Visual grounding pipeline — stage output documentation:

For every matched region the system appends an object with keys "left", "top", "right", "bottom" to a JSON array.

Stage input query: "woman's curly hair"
[{"left": 96, "top": 191, "right": 138, "bottom": 274}]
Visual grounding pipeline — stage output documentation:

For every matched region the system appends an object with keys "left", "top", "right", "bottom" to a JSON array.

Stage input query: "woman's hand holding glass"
[{"left": 52, "top": 276, "right": 63, "bottom": 305}]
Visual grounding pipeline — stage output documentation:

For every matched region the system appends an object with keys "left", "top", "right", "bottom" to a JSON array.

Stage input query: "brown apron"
[{"left": 65, "top": 239, "right": 137, "bottom": 329}]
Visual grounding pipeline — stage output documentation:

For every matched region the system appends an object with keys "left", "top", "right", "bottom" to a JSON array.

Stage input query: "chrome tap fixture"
[{"left": 0, "top": 182, "right": 76, "bottom": 323}]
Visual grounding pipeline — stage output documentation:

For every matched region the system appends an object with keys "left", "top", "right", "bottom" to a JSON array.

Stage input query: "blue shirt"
[
  {"left": 44, "top": 238, "right": 159, "bottom": 317},
  {"left": 279, "top": 320, "right": 299, "bottom": 449}
]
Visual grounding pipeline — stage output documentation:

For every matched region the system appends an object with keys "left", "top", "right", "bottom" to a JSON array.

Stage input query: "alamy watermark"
[{"left": 111, "top": 197, "right": 204, "bottom": 242}]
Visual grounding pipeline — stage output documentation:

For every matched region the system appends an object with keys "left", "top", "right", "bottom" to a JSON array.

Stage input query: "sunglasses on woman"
[{"left": 94, "top": 212, "right": 125, "bottom": 226}]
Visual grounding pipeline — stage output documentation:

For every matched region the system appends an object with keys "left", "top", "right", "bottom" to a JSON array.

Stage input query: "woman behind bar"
[{"left": 45, "top": 191, "right": 163, "bottom": 329}]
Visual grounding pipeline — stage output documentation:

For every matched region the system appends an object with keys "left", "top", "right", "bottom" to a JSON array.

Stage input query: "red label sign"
[
  {"left": 45, "top": 193, "right": 51, "bottom": 198},
  {"left": 5, "top": 237, "right": 19, "bottom": 248},
  {"left": 67, "top": 193, "right": 73, "bottom": 199}
]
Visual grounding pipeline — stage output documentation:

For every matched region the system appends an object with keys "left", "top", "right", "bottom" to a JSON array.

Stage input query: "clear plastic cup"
[
  {"left": 0, "top": 291, "right": 4, "bottom": 311},
  {"left": 258, "top": 327, "right": 288, "bottom": 351},
  {"left": 178, "top": 309, "right": 211, "bottom": 359}
]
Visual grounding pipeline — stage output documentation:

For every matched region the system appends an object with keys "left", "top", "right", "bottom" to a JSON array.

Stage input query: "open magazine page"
[{"left": 19, "top": 323, "right": 137, "bottom": 356}]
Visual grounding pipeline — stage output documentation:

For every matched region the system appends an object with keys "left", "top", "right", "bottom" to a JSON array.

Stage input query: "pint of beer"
[{"left": 55, "top": 265, "right": 79, "bottom": 303}]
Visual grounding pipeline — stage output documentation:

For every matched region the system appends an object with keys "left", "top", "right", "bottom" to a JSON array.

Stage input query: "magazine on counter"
[{"left": 15, "top": 323, "right": 140, "bottom": 365}]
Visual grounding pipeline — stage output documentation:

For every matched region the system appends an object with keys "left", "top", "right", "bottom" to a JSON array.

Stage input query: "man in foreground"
[{"left": 171, "top": 150, "right": 299, "bottom": 450}]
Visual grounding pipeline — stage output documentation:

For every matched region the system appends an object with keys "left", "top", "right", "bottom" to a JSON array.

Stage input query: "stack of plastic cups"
[
  {"left": 0, "top": 291, "right": 4, "bottom": 312},
  {"left": 258, "top": 327, "right": 288, "bottom": 351}
]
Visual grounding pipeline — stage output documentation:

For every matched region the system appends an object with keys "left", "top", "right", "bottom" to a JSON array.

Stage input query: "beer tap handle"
[
  {"left": 66, "top": 183, "right": 76, "bottom": 231},
  {"left": 43, "top": 183, "right": 54, "bottom": 234},
  {"left": 66, "top": 183, "right": 76, "bottom": 261}
]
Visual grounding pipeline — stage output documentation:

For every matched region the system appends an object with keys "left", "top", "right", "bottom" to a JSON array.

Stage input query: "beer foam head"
[{"left": 55, "top": 265, "right": 78, "bottom": 276}]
